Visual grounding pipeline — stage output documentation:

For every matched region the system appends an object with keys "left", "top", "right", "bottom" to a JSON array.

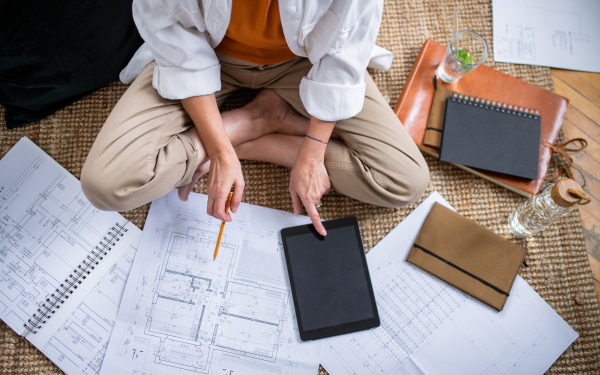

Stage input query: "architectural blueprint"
[
  {"left": 0, "top": 137, "right": 142, "bottom": 374},
  {"left": 31, "top": 243, "right": 139, "bottom": 374},
  {"left": 100, "top": 190, "right": 320, "bottom": 375},
  {"left": 319, "top": 192, "right": 578, "bottom": 375},
  {"left": 492, "top": 0, "right": 600, "bottom": 72}
]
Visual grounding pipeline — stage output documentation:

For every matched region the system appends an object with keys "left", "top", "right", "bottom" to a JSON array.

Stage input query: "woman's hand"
[
  {"left": 205, "top": 150, "right": 244, "bottom": 222},
  {"left": 289, "top": 117, "right": 335, "bottom": 236},
  {"left": 181, "top": 94, "right": 244, "bottom": 221},
  {"left": 290, "top": 149, "right": 330, "bottom": 235}
]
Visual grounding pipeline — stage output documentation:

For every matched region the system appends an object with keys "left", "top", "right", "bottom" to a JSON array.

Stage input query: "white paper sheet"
[
  {"left": 319, "top": 192, "right": 578, "bottom": 375},
  {"left": 0, "top": 137, "right": 142, "bottom": 375},
  {"left": 100, "top": 190, "right": 320, "bottom": 375},
  {"left": 492, "top": 0, "right": 600, "bottom": 72},
  {"left": 33, "top": 242, "right": 139, "bottom": 375}
]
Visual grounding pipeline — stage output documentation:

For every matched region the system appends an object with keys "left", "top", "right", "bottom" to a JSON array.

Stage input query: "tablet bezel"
[{"left": 281, "top": 216, "right": 380, "bottom": 341}]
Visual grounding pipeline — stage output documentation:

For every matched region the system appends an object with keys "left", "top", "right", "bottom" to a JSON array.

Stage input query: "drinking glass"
[{"left": 436, "top": 30, "right": 488, "bottom": 83}]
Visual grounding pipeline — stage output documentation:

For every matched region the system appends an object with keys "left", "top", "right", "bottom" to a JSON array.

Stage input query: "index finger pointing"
[{"left": 304, "top": 202, "right": 326, "bottom": 236}]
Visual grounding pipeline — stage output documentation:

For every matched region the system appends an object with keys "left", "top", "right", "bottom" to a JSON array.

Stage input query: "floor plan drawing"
[
  {"left": 0, "top": 138, "right": 134, "bottom": 334},
  {"left": 0, "top": 137, "right": 142, "bottom": 375},
  {"left": 319, "top": 193, "right": 578, "bottom": 375},
  {"left": 101, "top": 191, "right": 320, "bottom": 375},
  {"left": 35, "top": 244, "right": 138, "bottom": 375}
]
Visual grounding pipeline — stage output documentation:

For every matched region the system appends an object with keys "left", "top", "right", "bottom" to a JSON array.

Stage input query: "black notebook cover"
[{"left": 439, "top": 96, "right": 541, "bottom": 180}]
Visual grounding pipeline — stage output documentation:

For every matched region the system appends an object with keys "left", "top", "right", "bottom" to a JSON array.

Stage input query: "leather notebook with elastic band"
[
  {"left": 423, "top": 85, "right": 454, "bottom": 148},
  {"left": 406, "top": 203, "right": 526, "bottom": 311}
]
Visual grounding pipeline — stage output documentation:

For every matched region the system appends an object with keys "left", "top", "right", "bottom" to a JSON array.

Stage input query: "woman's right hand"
[
  {"left": 205, "top": 150, "right": 244, "bottom": 222},
  {"left": 181, "top": 94, "right": 244, "bottom": 222}
]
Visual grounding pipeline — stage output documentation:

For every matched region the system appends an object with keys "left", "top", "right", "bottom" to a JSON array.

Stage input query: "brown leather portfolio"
[
  {"left": 406, "top": 203, "right": 526, "bottom": 311},
  {"left": 423, "top": 85, "right": 454, "bottom": 148},
  {"left": 394, "top": 39, "right": 568, "bottom": 197}
]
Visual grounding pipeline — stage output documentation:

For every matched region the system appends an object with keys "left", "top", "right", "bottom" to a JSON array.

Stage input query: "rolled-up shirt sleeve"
[
  {"left": 300, "top": 1, "right": 383, "bottom": 122},
  {"left": 132, "top": 0, "right": 221, "bottom": 99}
]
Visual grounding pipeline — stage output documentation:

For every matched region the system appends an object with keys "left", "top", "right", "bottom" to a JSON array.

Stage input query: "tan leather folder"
[{"left": 406, "top": 203, "right": 526, "bottom": 311}]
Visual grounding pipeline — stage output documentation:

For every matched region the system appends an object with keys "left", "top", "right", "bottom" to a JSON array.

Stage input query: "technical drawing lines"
[
  {"left": 176, "top": 207, "right": 216, "bottom": 227},
  {"left": 99, "top": 191, "right": 320, "bottom": 375},
  {"left": 0, "top": 138, "right": 144, "bottom": 375},
  {"left": 235, "top": 241, "right": 287, "bottom": 285},
  {"left": 82, "top": 340, "right": 109, "bottom": 375},
  {"left": 375, "top": 266, "right": 466, "bottom": 356},
  {"left": 145, "top": 230, "right": 292, "bottom": 369},
  {"left": 326, "top": 329, "right": 407, "bottom": 375},
  {"left": 0, "top": 154, "right": 43, "bottom": 212},
  {"left": 148, "top": 291, "right": 204, "bottom": 341},
  {"left": 156, "top": 338, "right": 210, "bottom": 372},
  {"left": 40, "top": 244, "right": 138, "bottom": 375},
  {"left": 218, "top": 353, "right": 284, "bottom": 373},
  {"left": 238, "top": 220, "right": 279, "bottom": 239},
  {"left": 212, "top": 281, "right": 287, "bottom": 361}
]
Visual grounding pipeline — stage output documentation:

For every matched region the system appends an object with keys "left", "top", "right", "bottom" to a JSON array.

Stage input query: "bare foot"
[
  {"left": 253, "top": 89, "right": 309, "bottom": 136},
  {"left": 178, "top": 160, "right": 211, "bottom": 201},
  {"left": 241, "top": 90, "right": 343, "bottom": 140},
  {"left": 222, "top": 89, "right": 309, "bottom": 145}
]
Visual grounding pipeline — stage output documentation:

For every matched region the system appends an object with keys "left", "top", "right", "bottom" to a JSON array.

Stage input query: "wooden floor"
[{"left": 551, "top": 69, "right": 600, "bottom": 305}]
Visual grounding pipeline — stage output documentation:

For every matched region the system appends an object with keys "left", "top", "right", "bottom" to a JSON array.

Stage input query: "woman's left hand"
[{"left": 289, "top": 117, "right": 335, "bottom": 236}]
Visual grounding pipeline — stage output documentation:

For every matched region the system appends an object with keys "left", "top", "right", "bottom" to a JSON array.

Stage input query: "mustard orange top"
[{"left": 215, "top": 0, "right": 297, "bottom": 64}]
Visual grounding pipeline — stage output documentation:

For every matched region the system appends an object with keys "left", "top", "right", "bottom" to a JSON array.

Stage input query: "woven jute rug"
[{"left": 1, "top": 0, "right": 599, "bottom": 374}]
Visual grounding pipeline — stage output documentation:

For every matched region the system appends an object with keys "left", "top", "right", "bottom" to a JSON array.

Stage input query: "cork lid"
[{"left": 551, "top": 179, "right": 591, "bottom": 207}]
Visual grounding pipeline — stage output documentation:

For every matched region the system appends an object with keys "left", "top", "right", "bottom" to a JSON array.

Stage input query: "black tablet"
[{"left": 281, "top": 217, "right": 379, "bottom": 341}]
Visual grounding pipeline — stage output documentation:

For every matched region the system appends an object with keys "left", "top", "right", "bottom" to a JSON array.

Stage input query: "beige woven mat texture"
[{"left": 1, "top": 0, "right": 599, "bottom": 374}]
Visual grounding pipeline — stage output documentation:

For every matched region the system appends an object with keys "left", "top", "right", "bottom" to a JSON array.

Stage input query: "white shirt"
[{"left": 121, "top": 0, "right": 393, "bottom": 121}]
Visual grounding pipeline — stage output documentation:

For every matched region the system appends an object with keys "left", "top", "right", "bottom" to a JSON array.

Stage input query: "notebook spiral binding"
[
  {"left": 451, "top": 92, "right": 539, "bottom": 119},
  {"left": 23, "top": 222, "right": 129, "bottom": 334}
]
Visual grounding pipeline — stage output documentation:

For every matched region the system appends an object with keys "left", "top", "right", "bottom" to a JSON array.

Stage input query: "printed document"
[
  {"left": 319, "top": 192, "right": 578, "bottom": 375},
  {"left": 492, "top": 0, "right": 600, "bottom": 72},
  {"left": 100, "top": 190, "right": 320, "bottom": 375},
  {"left": 0, "top": 137, "right": 141, "bottom": 375}
]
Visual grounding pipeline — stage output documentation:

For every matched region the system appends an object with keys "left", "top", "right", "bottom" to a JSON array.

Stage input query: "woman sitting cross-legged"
[{"left": 80, "top": 0, "right": 429, "bottom": 236}]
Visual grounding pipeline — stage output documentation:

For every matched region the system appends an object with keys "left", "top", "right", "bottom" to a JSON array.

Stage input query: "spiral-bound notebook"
[
  {"left": 438, "top": 93, "right": 541, "bottom": 180},
  {"left": 394, "top": 39, "right": 568, "bottom": 196},
  {"left": 0, "top": 137, "right": 141, "bottom": 375}
]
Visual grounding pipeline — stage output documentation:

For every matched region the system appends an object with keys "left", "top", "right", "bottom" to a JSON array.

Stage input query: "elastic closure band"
[
  {"left": 305, "top": 135, "right": 328, "bottom": 145},
  {"left": 413, "top": 244, "right": 509, "bottom": 297}
]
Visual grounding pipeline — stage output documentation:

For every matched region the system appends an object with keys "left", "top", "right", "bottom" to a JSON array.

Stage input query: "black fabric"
[{"left": 0, "top": 0, "right": 143, "bottom": 128}]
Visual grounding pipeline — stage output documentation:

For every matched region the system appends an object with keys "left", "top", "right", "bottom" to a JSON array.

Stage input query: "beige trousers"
[{"left": 81, "top": 53, "right": 429, "bottom": 211}]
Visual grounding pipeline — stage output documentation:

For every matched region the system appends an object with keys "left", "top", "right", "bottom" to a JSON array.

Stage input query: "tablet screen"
[{"left": 281, "top": 217, "right": 379, "bottom": 340}]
